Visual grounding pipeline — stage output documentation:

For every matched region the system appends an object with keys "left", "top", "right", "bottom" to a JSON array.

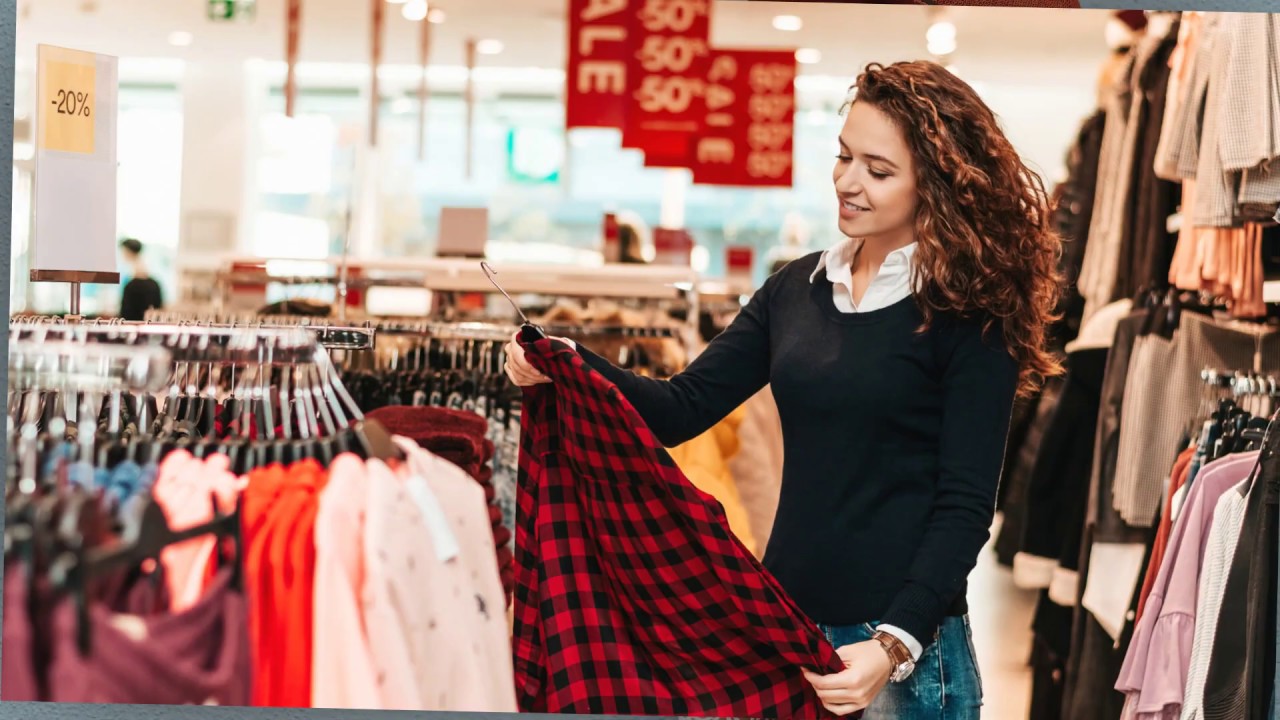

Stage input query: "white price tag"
[{"left": 406, "top": 475, "right": 461, "bottom": 563}]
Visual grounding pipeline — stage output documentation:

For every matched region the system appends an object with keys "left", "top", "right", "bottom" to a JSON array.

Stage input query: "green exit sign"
[{"left": 207, "top": 0, "right": 257, "bottom": 21}]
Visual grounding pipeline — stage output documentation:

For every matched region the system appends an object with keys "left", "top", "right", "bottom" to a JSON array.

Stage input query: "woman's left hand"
[{"left": 802, "top": 641, "right": 894, "bottom": 716}]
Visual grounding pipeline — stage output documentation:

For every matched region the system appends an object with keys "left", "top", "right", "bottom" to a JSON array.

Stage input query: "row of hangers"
[
  {"left": 4, "top": 320, "right": 406, "bottom": 658},
  {"left": 1193, "top": 367, "right": 1280, "bottom": 468}
]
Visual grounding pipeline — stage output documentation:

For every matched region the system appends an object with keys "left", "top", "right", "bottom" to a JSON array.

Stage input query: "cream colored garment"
[
  {"left": 393, "top": 436, "right": 517, "bottom": 713},
  {"left": 312, "top": 453, "right": 381, "bottom": 710},
  {"left": 726, "top": 387, "right": 785, "bottom": 555},
  {"left": 360, "top": 458, "right": 430, "bottom": 710}
]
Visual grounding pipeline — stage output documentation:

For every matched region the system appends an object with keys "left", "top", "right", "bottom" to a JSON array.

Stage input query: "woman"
[{"left": 505, "top": 60, "right": 1062, "bottom": 719}]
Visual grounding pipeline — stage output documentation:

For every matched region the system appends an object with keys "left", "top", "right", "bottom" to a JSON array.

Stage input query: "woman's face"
[{"left": 832, "top": 100, "right": 919, "bottom": 242}]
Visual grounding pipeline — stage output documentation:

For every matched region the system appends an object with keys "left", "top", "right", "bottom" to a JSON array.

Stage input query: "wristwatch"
[{"left": 872, "top": 630, "right": 916, "bottom": 683}]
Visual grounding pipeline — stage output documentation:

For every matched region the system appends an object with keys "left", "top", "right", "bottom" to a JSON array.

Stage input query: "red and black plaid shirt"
[{"left": 512, "top": 339, "right": 847, "bottom": 719}]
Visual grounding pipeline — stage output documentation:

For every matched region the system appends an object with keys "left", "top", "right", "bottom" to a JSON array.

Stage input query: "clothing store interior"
[{"left": 5, "top": 0, "right": 1280, "bottom": 718}]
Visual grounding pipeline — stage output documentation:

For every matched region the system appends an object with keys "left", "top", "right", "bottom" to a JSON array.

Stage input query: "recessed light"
[
  {"left": 168, "top": 31, "right": 193, "bottom": 47},
  {"left": 926, "top": 21, "right": 957, "bottom": 56},
  {"left": 772, "top": 15, "right": 802, "bottom": 32},
  {"left": 402, "top": 0, "right": 427, "bottom": 21},
  {"left": 476, "top": 39, "right": 504, "bottom": 55},
  {"left": 386, "top": 0, "right": 408, "bottom": 4},
  {"left": 795, "top": 48, "right": 821, "bottom": 65},
  {"left": 427, "top": 7, "right": 446, "bottom": 23}
]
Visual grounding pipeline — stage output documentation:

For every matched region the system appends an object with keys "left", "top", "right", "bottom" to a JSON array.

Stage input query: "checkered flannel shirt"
[{"left": 511, "top": 338, "right": 849, "bottom": 719}]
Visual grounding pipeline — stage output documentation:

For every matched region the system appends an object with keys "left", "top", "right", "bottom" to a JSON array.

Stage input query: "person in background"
[
  {"left": 118, "top": 237, "right": 163, "bottom": 321},
  {"left": 506, "top": 60, "right": 1063, "bottom": 719}
]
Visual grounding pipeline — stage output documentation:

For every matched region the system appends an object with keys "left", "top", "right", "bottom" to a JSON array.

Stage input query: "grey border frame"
[{"left": 3, "top": 0, "right": 1280, "bottom": 717}]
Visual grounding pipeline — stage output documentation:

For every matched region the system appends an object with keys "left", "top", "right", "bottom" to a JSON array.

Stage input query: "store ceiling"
[{"left": 17, "top": 0, "right": 1111, "bottom": 81}]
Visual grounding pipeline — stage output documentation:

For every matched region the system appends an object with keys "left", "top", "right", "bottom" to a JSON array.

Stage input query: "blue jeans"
[{"left": 816, "top": 616, "right": 983, "bottom": 720}]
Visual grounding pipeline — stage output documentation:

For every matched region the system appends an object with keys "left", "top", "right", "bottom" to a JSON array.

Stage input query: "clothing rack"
[
  {"left": 3, "top": 303, "right": 520, "bottom": 710},
  {"left": 1201, "top": 367, "right": 1280, "bottom": 396},
  {"left": 8, "top": 338, "right": 173, "bottom": 394},
  {"left": 11, "top": 316, "right": 377, "bottom": 357},
  {"left": 144, "top": 310, "right": 683, "bottom": 344}
]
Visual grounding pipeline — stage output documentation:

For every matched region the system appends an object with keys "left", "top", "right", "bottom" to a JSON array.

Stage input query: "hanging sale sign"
[
  {"left": 692, "top": 49, "right": 797, "bottom": 188},
  {"left": 622, "top": 0, "right": 711, "bottom": 168},
  {"left": 566, "top": 0, "right": 634, "bottom": 130}
]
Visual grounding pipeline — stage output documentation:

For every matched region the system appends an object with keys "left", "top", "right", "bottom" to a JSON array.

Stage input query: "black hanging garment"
[{"left": 1200, "top": 428, "right": 1279, "bottom": 720}]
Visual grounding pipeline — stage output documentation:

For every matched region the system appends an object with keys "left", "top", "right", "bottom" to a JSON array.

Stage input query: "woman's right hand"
[{"left": 503, "top": 331, "right": 574, "bottom": 387}]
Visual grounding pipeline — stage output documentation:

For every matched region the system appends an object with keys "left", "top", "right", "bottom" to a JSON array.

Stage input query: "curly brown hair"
[{"left": 848, "top": 60, "right": 1064, "bottom": 397}]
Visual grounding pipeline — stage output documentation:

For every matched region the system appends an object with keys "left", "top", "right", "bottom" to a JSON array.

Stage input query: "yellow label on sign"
[{"left": 39, "top": 59, "right": 96, "bottom": 154}]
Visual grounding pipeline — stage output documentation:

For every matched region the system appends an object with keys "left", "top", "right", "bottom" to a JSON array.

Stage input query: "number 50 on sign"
[{"left": 39, "top": 47, "right": 97, "bottom": 155}]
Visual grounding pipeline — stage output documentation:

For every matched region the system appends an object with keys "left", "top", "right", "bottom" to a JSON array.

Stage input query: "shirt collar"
[{"left": 809, "top": 239, "right": 918, "bottom": 283}]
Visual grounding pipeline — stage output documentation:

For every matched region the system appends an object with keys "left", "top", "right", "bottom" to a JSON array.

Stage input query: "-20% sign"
[{"left": 52, "top": 89, "right": 92, "bottom": 117}]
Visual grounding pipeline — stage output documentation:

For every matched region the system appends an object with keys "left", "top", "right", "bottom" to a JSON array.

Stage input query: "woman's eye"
[
  {"left": 869, "top": 170, "right": 890, "bottom": 179},
  {"left": 835, "top": 154, "right": 852, "bottom": 162}
]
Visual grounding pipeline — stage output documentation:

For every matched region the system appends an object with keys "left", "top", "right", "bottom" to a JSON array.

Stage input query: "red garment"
[
  {"left": 514, "top": 339, "right": 846, "bottom": 719},
  {"left": 1135, "top": 447, "right": 1196, "bottom": 622},
  {"left": 242, "top": 460, "right": 326, "bottom": 707},
  {"left": 366, "top": 405, "right": 490, "bottom": 475}
]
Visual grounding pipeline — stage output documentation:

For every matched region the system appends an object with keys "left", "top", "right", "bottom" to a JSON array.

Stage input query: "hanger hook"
[{"left": 480, "top": 261, "right": 532, "bottom": 326}]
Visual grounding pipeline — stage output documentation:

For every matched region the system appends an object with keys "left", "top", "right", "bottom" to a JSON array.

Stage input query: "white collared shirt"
[
  {"left": 809, "top": 238, "right": 919, "bottom": 313},
  {"left": 807, "top": 237, "right": 925, "bottom": 661}
]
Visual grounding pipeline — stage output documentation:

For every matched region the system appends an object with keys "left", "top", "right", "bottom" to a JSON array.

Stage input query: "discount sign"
[
  {"left": 31, "top": 44, "right": 120, "bottom": 286},
  {"left": 692, "top": 49, "right": 796, "bottom": 188},
  {"left": 39, "top": 52, "right": 96, "bottom": 155},
  {"left": 566, "top": 0, "right": 635, "bottom": 130},
  {"left": 623, "top": 0, "right": 711, "bottom": 167}
]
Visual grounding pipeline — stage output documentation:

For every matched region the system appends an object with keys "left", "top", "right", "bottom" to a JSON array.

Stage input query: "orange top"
[{"left": 242, "top": 459, "right": 327, "bottom": 707}]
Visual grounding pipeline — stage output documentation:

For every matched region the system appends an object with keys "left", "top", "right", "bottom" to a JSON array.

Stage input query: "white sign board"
[{"left": 30, "top": 44, "right": 120, "bottom": 283}]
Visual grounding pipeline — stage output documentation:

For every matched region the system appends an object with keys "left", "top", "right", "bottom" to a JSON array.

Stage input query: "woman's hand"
[
  {"left": 802, "top": 641, "right": 894, "bottom": 716},
  {"left": 503, "top": 331, "right": 575, "bottom": 387}
]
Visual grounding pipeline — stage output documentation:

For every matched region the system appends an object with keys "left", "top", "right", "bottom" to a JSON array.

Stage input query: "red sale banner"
[
  {"left": 566, "top": 0, "right": 634, "bottom": 130},
  {"left": 692, "top": 49, "right": 797, "bottom": 188},
  {"left": 621, "top": 0, "right": 712, "bottom": 168}
]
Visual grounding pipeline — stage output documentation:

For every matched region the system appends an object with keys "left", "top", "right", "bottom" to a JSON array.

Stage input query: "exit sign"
[{"left": 207, "top": 0, "right": 256, "bottom": 21}]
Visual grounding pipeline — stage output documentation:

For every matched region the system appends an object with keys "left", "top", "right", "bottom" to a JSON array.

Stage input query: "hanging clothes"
[
  {"left": 513, "top": 338, "right": 845, "bottom": 719},
  {"left": 1062, "top": 307, "right": 1152, "bottom": 720},
  {"left": 1180, "top": 479, "right": 1253, "bottom": 720},
  {"left": 366, "top": 405, "right": 515, "bottom": 603},
  {"left": 1201, "top": 435, "right": 1279, "bottom": 719},
  {"left": 1110, "top": 313, "right": 1280, "bottom": 528},
  {"left": 1115, "top": 451, "right": 1259, "bottom": 719},
  {"left": 47, "top": 569, "right": 251, "bottom": 706},
  {"left": 241, "top": 457, "right": 326, "bottom": 708}
]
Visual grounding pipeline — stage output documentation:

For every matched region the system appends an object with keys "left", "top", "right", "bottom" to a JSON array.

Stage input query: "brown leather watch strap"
[{"left": 872, "top": 631, "right": 913, "bottom": 667}]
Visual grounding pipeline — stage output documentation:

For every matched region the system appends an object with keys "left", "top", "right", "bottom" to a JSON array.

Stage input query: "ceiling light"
[
  {"left": 772, "top": 15, "right": 802, "bottom": 31},
  {"left": 795, "top": 48, "right": 821, "bottom": 65},
  {"left": 926, "top": 21, "right": 957, "bottom": 56},
  {"left": 476, "top": 38, "right": 504, "bottom": 55},
  {"left": 427, "top": 7, "right": 446, "bottom": 23},
  {"left": 386, "top": 0, "right": 408, "bottom": 4},
  {"left": 168, "top": 31, "right": 193, "bottom": 47},
  {"left": 402, "top": 0, "right": 428, "bottom": 21}
]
